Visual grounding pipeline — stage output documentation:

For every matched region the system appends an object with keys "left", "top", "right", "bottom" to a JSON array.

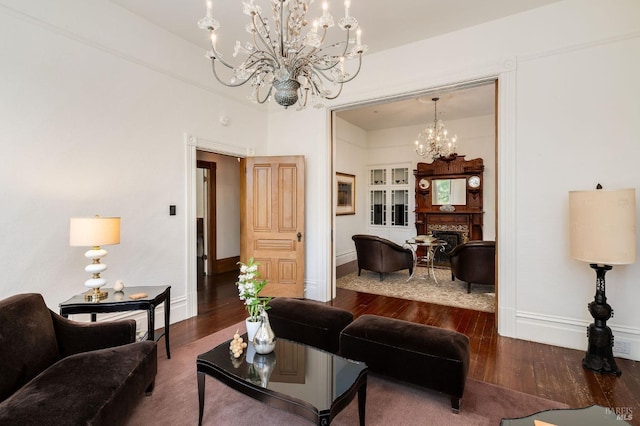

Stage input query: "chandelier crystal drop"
[
  {"left": 414, "top": 97, "right": 457, "bottom": 161},
  {"left": 198, "top": 0, "right": 368, "bottom": 110}
]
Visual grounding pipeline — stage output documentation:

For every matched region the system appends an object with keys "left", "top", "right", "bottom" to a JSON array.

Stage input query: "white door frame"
[
  {"left": 328, "top": 61, "right": 517, "bottom": 337},
  {"left": 184, "top": 134, "right": 254, "bottom": 318}
]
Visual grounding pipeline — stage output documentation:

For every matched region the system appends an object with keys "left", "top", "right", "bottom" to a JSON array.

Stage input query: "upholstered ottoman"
[
  {"left": 267, "top": 297, "right": 354, "bottom": 354},
  {"left": 339, "top": 314, "right": 470, "bottom": 412}
]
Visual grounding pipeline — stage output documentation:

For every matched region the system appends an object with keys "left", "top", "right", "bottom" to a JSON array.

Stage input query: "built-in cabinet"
[
  {"left": 368, "top": 165, "right": 410, "bottom": 231},
  {"left": 414, "top": 155, "right": 484, "bottom": 242}
]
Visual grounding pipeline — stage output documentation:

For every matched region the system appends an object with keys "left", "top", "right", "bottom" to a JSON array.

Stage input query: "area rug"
[
  {"left": 337, "top": 268, "right": 495, "bottom": 313},
  {"left": 126, "top": 322, "right": 567, "bottom": 426}
]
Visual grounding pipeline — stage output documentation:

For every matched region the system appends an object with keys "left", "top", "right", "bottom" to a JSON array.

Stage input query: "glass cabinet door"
[
  {"left": 392, "top": 167, "right": 408, "bottom": 185},
  {"left": 370, "top": 169, "right": 386, "bottom": 185},
  {"left": 391, "top": 190, "right": 408, "bottom": 226},
  {"left": 370, "top": 190, "right": 386, "bottom": 225}
]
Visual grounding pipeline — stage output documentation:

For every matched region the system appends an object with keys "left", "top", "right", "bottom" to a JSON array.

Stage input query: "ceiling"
[
  {"left": 335, "top": 82, "right": 496, "bottom": 131},
  {"left": 110, "top": 0, "right": 561, "bottom": 130}
]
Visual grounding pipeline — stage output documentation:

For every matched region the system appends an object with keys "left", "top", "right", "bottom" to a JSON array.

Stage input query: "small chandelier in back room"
[
  {"left": 198, "top": 0, "right": 368, "bottom": 110},
  {"left": 414, "top": 97, "right": 458, "bottom": 161}
]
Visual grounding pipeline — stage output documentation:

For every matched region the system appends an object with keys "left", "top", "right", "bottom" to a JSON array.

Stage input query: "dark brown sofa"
[
  {"left": 448, "top": 240, "right": 496, "bottom": 293},
  {"left": 0, "top": 293, "right": 157, "bottom": 426},
  {"left": 352, "top": 234, "right": 414, "bottom": 281}
]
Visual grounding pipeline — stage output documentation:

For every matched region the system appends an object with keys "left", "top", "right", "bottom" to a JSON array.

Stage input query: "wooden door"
[{"left": 240, "top": 156, "right": 305, "bottom": 298}]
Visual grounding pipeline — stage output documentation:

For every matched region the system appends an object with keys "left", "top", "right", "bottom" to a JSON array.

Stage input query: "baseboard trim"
[
  {"left": 336, "top": 260, "right": 358, "bottom": 278},
  {"left": 214, "top": 256, "right": 240, "bottom": 274},
  {"left": 516, "top": 310, "right": 640, "bottom": 361}
]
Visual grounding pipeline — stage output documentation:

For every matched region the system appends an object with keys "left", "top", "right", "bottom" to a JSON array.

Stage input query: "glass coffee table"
[{"left": 197, "top": 335, "right": 367, "bottom": 425}]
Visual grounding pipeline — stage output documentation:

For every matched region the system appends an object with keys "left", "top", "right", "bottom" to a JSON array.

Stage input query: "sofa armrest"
[{"left": 50, "top": 311, "right": 136, "bottom": 358}]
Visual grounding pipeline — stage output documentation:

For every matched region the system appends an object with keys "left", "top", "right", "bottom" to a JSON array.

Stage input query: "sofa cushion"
[
  {"left": 268, "top": 297, "right": 354, "bottom": 354},
  {"left": 340, "top": 314, "right": 470, "bottom": 410},
  {"left": 0, "top": 294, "right": 60, "bottom": 403},
  {"left": 0, "top": 340, "right": 156, "bottom": 426}
]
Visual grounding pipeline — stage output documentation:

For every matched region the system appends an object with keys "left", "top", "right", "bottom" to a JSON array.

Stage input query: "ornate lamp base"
[
  {"left": 582, "top": 264, "right": 621, "bottom": 376},
  {"left": 85, "top": 287, "right": 108, "bottom": 302}
]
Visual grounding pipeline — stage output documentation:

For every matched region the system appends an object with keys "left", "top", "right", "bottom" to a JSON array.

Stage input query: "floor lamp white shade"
[
  {"left": 70, "top": 216, "right": 121, "bottom": 300},
  {"left": 569, "top": 188, "right": 636, "bottom": 265}
]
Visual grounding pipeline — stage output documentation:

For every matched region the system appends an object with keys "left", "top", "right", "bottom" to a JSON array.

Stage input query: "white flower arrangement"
[{"left": 236, "top": 257, "right": 271, "bottom": 321}]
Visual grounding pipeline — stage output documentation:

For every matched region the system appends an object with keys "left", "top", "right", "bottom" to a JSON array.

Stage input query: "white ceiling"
[
  {"left": 109, "top": 0, "right": 561, "bottom": 130},
  {"left": 335, "top": 82, "right": 496, "bottom": 131}
]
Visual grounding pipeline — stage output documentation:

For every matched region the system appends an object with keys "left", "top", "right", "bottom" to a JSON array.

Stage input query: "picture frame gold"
[{"left": 336, "top": 172, "right": 356, "bottom": 215}]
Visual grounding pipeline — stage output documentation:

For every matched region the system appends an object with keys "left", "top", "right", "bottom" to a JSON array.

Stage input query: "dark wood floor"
[{"left": 168, "top": 270, "right": 640, "bottom": 424}]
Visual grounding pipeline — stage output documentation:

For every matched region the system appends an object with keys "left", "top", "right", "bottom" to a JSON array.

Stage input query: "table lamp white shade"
[
  {"left": 69, "top": 217, "right": 121, "bottom": 247},
  {"left": 70, "top": 216, "right": 120, "bottom": 297},
  {"left": 569, "top": 188, "right": 636, "bottom": 265}
]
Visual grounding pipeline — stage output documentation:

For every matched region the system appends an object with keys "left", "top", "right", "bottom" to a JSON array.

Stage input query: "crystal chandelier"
[
  {"left": 198, "top": 0, "right": 367, "bottom": 110},
  {"left": 414, "top": 97, "right": 457, "bottom": 160}
]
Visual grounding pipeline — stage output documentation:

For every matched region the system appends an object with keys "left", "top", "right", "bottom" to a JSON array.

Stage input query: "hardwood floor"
[{"left": 168, "top": 270, "right": 640, "bottom": 424}]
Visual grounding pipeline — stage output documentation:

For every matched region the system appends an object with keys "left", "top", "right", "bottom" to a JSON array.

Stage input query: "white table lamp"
[{"left": 70, "top": 216, "right": 121, "bottom": 301}]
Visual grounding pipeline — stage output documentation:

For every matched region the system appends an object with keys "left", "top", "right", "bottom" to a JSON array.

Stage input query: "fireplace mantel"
[{"left": 414, "top": 155, "right": 484, "bottom": 241}]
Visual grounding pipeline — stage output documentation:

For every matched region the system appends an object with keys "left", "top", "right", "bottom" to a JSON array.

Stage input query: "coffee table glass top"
[{"left": 197, "top": 334, "right": 367, "bottom": 419}]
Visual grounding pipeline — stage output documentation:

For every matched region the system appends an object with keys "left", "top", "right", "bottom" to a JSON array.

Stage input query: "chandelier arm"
[
  {"left": 210, "top": 60, "right": 258, "bottom": 88},
  {"left": 207, "top": 35, "right": 236, "bottom": 70},
  {"left": 250, "top": 11, "right": 280, "bottom": 63},
  {"left": 279, "top": 0, "right": 286, "bottom": 59},
  {"left": 306, "top": 71, "right": 331, "bottom": 96},
  {"left": 243, "top": 52, "right": 277, "bottom": 72},
  {"left": 335, "top": 54, "right": 363, "bottom": 84},
  {"left": 296, "top": 85, "right": 309, "bottom": 108},
  {"left": 255, "top": 81, "right": 273, "bottom": 104},
  {"left": 311, "top": 29, "right": 352, "bottom": 64},
  {"left": 322, "top": 83, "right": 344, "bottom": 100}
]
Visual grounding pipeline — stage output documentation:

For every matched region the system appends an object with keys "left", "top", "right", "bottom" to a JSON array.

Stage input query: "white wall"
[
  {"left": 334, "top": 117, "right": 369, "bottom": 266},
  {"left": 268, "top": 0, "right": 640, "bottom": 360},
  {"left": 0, "top": 0, "right": 267, "bottom": 327}
]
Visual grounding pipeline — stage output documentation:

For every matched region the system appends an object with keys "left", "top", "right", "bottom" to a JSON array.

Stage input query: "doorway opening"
[
  {"left": 195, "top": 150, "right": 241, "bottom": 314},
  {"left": 332, "top": 79, "right": 498, "bottom": 313}
]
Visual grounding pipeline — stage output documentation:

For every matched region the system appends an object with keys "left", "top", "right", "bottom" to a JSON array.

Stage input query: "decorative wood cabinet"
[{"left": 414, "top": 155, "right": 484, "bottom": 242}]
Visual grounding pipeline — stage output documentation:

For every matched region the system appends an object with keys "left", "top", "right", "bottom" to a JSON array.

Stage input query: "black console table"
[{"left": 59, "top": 285, "right": 171, "bottom": 359}]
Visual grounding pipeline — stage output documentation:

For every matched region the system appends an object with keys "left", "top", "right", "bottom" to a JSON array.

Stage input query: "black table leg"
[
  {"left": 198, "top": 372, "right": 206, "bottom": 426},
  {"left": 164, "top": 288, "right": 171, "bottom": 358},
  {"left": 147, "top": 305, "right": 155, "bottom": 342},
  {"left": 358, "top": 381, "right": 367, "bottom": 426}
]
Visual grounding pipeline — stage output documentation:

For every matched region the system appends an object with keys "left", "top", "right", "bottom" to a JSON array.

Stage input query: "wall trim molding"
[
  {"left": 516, "top": 310, "right": 640, "bottom": 361},
  {"left": 496, "top": 66, "right": 517, "bottom": 337},
  {"left": 0, "top": 3, "right": 257, "bottom": 110},
  {"left": 519, "top": 30, "right": 640, "bottom": 64}
]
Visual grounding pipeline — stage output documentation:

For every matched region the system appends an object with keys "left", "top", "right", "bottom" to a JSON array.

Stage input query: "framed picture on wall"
[{"left": 336, "top": 172, "right": 356, "bottom": 215}]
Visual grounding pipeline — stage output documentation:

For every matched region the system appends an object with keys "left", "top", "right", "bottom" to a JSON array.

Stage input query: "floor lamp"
[{"left": 569, "top": 186, "right": 636, "bottom": 376}]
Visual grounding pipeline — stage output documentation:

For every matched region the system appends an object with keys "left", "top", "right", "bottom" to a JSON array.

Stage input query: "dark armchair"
[
  {"left": 448, "top": 241, "right": 496, "bottom": 293},
  {"left": 352, "top": 234, "right": 414, "bottom": 281},
  {"left": 0, "top": 293, "right": 157, "bottom": 425}
]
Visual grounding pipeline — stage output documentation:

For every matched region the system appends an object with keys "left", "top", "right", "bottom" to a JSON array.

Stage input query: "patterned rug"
[{"left": 336, "top": 267, "right": 495, "bottom": 313}]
